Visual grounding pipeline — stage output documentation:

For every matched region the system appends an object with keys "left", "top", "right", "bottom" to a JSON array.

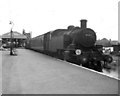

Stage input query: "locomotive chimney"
[{"left": 80, "top": 19, "right": 87, "bottom": 29}]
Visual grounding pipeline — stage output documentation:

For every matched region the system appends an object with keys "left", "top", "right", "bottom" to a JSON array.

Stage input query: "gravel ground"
[
  {"left": 2, "top": 49, "right": 119, "bottom": 94},
  {"left": 103, "top": 55, "right": 120, "bottom": 79}
]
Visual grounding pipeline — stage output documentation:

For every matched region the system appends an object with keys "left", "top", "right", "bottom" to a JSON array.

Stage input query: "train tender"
[{"left": 25, "top": 19, "right": 113, "bottom": 72}]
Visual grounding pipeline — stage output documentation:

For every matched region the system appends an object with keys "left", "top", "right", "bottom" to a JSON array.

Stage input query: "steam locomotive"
[{"left": 25, "top": 19, "right": 113, "bottom": 72}]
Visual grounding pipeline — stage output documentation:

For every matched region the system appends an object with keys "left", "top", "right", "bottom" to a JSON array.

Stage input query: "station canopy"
[{"left": 1, "top": 31, "right": 27, "bottom": 39}]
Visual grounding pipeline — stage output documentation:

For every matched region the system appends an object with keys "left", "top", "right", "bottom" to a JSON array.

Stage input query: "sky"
[{"left": 0, "top": 0, "right": 119, "bottom": 41}]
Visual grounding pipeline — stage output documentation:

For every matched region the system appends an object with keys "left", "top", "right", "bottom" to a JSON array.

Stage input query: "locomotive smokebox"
[{"left": 80, "top": 19, "right": 87, "bottom": 29}]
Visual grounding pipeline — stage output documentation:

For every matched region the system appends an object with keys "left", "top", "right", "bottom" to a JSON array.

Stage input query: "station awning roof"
[{"left": 1, "top": 31, "right": 27, "bottom": 39}]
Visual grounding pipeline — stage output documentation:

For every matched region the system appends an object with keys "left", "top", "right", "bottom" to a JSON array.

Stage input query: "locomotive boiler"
[{"left": 25, "top": 19, "right": 113, "bottom": 72}]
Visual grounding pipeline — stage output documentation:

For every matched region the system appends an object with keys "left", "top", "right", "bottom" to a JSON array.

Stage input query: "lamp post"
[{"left": 9, "top": 21, "right": 14, "bottom": 55}]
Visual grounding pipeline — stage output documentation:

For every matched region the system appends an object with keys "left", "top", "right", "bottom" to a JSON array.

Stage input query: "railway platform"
[{"left": 1, "top": 48, "right": 119, "bottom": 94}]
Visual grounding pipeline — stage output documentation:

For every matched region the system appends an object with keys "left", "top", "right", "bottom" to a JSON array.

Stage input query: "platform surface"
[{"left": 1, "top": 49, "right": 119, "bottom": 94}]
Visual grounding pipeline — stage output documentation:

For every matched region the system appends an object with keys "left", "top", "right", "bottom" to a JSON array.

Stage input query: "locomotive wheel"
[
  {"left": 93, "top": 61, "right": 103, "bottom": 72},
  {"left": 86, "top": 61, "right": 103, "bottom": 72},
  {"left": 63, "top": 51, "right": 70, "bottom": 61},
  {"left": 82, "top": 63, "right": 89, "bottom": 68}
]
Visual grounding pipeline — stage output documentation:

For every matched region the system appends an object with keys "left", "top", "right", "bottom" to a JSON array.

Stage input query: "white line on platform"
[{"left": 56, "top": 58, "right": 120, "bottom": 81}]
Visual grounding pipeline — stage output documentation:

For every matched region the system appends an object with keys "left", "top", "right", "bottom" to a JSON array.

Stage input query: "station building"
[{"left": 1, "top": 31, "right": 30, "bottom": 48}]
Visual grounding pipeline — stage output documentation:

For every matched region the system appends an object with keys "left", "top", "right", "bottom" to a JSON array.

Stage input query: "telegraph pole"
[{"left": 9, "top": 21, "right": 14, "bottom": 55}]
